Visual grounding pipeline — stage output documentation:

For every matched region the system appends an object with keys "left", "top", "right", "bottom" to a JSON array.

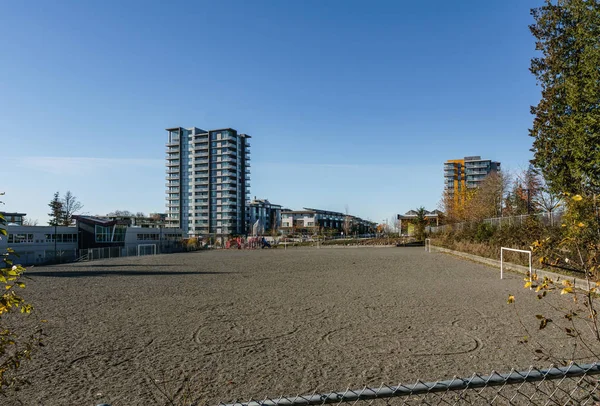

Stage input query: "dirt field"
[{"left": 6, "top": 247, "right": 593, "bottom": 405}]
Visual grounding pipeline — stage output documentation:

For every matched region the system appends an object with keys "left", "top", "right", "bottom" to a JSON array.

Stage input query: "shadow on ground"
[
  {"left": 26, "top": 270, "right": 234, "bottom": 278},
  {"left": 68, "top": 263, "right": 181, "bottom": 268}
]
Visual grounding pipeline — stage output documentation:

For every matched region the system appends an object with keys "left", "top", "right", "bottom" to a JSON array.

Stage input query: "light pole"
[{"left": 54, "top": 222, "right": 57, "bottom": 263}]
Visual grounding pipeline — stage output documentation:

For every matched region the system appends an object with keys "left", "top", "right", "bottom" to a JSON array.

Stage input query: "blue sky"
[{"left": 1, "top": 0, "right": 542, "bottom": 225}]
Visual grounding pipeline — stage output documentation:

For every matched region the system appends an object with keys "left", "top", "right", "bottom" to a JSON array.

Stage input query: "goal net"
[
  {"left": 137, "top": 244, "right": 157, "bottom": 256},
  {"left": 500, "top": 247, "right": 532, "bottom": 285}
]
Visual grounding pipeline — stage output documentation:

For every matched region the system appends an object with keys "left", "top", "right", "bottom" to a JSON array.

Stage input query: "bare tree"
[
  {"left": 135, "top": 212, "right": 146, "bottom": 217},
  {"left": 534, "top": 178, "right": 563, "bottom": 226},
  {"left": 108, "top": 210, "right": 134, "bottom": 217},
  {"left": 342, "top": 205, "right": 352, "bottom": 236},
  {"left": 60, "top": 191, "right": 83, "bottom": 226},
  {"left": 22, "top": 218, "right": 39, "bottom": 226}
]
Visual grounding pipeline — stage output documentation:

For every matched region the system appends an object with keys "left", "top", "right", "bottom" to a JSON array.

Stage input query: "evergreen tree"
[
  {"left": 529, "top": 0, "right": 600, "bottom": 194},
  {"left": 48, "top": 192, "right": 64, "bottom": 226}
]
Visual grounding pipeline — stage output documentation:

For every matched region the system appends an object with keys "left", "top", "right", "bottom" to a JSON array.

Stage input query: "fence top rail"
[
  {"left": 500, "top": 247, "right": 531, "bottom": 254},
  {"left": 219, "top": 362, "right": 600, "bottom": 406}
]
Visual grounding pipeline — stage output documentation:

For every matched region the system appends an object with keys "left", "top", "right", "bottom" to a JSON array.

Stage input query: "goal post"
[
  {"left": 137, "top": 244, "right": 157, "bottom": 256},
  {"left": 500, "top": 247, "right": 532, "bottom": 285}
]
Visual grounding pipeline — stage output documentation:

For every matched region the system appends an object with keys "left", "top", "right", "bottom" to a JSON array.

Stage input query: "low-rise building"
[
  {"left": 397, "top": 209, "right": 442, "bottom": 235},
  {"left": 246, "top": 198, "right": 282, "bottom": 235},
  {"left": 74, "top": 215, "right": 184, "bottom": 255},
  {"left": 281, "top": 208, "right": 376, "bottom": 235},
  {"left": 0, "top": 215, "right": 185, "bottom": 265},
  {"left": 0, "top": 224, "right": 79, "bottom": 264}
]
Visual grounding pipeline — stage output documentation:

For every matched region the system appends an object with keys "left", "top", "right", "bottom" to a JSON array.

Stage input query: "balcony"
[
  {"left": 193, "top": 152, "right": 209, "bottom": 158},
  {"left": 465, "top": 169, "right": 488, "bottom": 175},
  {"left": 221, "top": 134, "right": 238, "bottom": 142}
]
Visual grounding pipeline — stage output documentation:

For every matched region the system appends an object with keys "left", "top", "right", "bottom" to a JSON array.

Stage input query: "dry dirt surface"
[{"left": 6, "top": 247, "right": 595, "bottom": 405}]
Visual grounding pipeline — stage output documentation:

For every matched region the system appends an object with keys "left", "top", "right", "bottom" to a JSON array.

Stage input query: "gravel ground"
[{"left": 6, "top": 247, "right": 595, "bottom": 405}]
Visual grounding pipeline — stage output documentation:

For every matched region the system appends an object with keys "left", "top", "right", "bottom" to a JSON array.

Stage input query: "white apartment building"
[{"left": 165, "top": 127, "right": 250, "bottom": 237}]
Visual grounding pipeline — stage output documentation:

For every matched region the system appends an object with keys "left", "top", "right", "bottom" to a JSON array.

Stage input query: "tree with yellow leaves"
[
  {"left": 507, "top": 193, "right": 600, "bottom": 363},
  {"left": 0, "top": 195, "right": 41, "bottom": 392}
]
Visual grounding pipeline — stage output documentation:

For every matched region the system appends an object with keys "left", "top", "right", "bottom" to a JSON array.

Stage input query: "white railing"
[{"left": 428, "top": 210, "right": 564, "bottom": 234}]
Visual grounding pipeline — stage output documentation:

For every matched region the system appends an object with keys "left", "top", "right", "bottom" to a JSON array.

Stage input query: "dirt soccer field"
[{"left": 6, "top": 247, "right": 593, "bottom": 405}]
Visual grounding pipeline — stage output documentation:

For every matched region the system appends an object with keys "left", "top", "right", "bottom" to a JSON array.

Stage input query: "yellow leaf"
[
  {"left": 578, "top": 222, "right": 585, "bottom": 228},
  {"left": 572, "top": 195, "right": 583, "bottom": 201},
  {"left": 524, "top": 281, "right": 532, "bottom": 289},
  {"left": 562, "top": 280, "right": 573, "bottom": 287},
  {"left": 507, "top": 295, "right": 515, "bottom": 304},
  {"left": 561, "top": 287, "right": 574, "bottom": 295}
]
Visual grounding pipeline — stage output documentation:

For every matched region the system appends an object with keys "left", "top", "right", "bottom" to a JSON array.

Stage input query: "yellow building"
[
  {"left": 444, "top": 156, "right": 501, "bottom": 202},
  {"left": 444, "top": 159, "right": 466, "bottom": 200}
]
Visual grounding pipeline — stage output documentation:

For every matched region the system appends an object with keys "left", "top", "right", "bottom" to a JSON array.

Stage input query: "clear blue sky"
[{"left": 1, "top": 0, "right": 542, "bottom": 225}]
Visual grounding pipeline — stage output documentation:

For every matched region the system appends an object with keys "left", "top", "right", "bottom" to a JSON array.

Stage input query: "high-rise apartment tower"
[
  {"left": 444, "top": 156, "right": 501, "bottom": 198},
  {"left": 165, "top": 127, "right": 250, "bottom": 237}
]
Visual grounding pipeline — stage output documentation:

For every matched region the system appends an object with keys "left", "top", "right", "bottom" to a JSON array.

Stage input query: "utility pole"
[{"left": 54, "top": 223, "right": 57, "bottom": 264}]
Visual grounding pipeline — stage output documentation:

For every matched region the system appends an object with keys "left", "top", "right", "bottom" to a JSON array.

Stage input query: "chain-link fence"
[{"left": 221, "top": 362, "right": 600, "bottom": 406}]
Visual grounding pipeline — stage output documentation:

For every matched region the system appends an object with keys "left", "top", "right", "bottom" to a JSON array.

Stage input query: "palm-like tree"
[{"left": 414, "top": 207, "right": 428, "bottom": 242}]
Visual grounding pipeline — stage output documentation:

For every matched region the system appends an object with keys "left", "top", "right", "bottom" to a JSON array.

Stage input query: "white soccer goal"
[
  {"left": 500, "top": 247, "right": 532, "bottom": 284},
  {"left": 425, "top": 238, "right": 431, "bottom": 253},
  {"left": 137, "top": 244, "right": 157, "bottom": 256}
]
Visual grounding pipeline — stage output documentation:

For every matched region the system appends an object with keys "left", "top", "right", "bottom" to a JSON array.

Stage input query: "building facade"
[
  {"left": 444, "top": 156, "right": 501, "bottom": 198},
  {"left": 247, "top": 198, "right": 282, "bottom": 235},
  {"left": 397, "top": 209, "right": 442, "bottom": 236},
  {"left": 0, "top": 224, "right": 79, "bottom": 264},
  {"left": 165, "top": 127, "right": 250, "bottom": 237},
  {"left": 1, "top": 212, "right": 27, "bottom": 226},
  {"left": 280, "top": 208, "right": 376, "bottom": 235}
]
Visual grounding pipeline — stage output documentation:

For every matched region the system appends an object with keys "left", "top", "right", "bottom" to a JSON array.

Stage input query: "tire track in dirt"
[
  {"left": 410, "top": 319, "right": 483, "bottom": 357},
  {"left": 202, "top": 326, "right": 300, "bottom": 356}
]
